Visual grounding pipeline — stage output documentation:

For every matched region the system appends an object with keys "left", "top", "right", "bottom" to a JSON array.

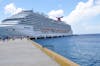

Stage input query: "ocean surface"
[{"left": 34, "top": 34, "right": 100, "bottom": 66}]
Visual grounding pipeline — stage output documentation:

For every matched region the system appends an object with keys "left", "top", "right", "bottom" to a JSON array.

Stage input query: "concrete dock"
[
  {"left": 0, "top": 38, "right": 79, "bottom": 66},
  {"left": 0, "top": 38, "right": 60, "bottom": 66}
]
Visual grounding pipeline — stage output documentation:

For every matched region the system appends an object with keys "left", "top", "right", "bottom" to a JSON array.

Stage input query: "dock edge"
[{"left": 29, "top": 39, "right": 79, "bottom": 66}]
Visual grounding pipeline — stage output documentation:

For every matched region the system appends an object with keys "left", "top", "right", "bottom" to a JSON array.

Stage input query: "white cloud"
[
  {"left": 48, "top": 0, "right": 100, "bottom": 24},
  {"left": 80, "top": 23, "right": 100, "bottom": 34},
  {"left": 48, "top": 0, "right": 100, "bottom": 34},
  {"left": 63, "top": 0, "right": 100, "bottom": 24},
  {"left": 4, "top": 3, "right": 23, "bottom": 15},
  {"left": 95, "top": 0, "right": 100, "bottom": 5},
  {"left": 48, "top": 9, "right": 64, "bottom": 20},
  {"left": 64, "top": 0, "right": 100, "bottom": 34}
]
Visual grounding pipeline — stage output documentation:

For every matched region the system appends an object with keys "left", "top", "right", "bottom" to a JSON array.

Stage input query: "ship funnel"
[{"left": 56, "top": 16, "right": 63, "bottom": 22}]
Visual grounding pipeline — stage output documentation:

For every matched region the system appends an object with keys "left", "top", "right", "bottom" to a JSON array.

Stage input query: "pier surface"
[{"left": 0, "top": 38, "right": 60, "bottom": 66}]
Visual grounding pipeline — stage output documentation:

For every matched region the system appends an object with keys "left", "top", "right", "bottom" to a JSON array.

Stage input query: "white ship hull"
[{"left": 0, "top": 24, "right": 72, "bottom": 39}]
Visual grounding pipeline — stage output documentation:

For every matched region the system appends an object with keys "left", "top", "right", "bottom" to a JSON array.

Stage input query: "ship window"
[
  {"left": 7, "top": 28, "right": 15, "bottom": 31},
  {"left": 12, "top": 29, "right": 15, "bottom": 31},
  {"left": 24, "top": 27, "right": 30, "bottom": 29}
]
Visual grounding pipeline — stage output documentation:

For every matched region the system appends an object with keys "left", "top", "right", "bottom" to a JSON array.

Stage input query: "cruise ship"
[{"left": 0, "top": 10, "right": 72, "bottom": 39}]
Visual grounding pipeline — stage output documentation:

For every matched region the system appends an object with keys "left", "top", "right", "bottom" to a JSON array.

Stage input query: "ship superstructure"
[{"left": 0, "top": 10, "right": 72, "bottom": 38}]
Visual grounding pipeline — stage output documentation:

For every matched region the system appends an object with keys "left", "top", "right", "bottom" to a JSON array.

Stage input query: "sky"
[{"left": 0, "top": 0, "right": 100, "bottom": 34}]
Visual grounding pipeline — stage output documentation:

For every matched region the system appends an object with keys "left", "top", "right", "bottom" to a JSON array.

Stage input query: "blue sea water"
[{"left": 34, "top": 34, "right": 100, "bottom": 66}]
